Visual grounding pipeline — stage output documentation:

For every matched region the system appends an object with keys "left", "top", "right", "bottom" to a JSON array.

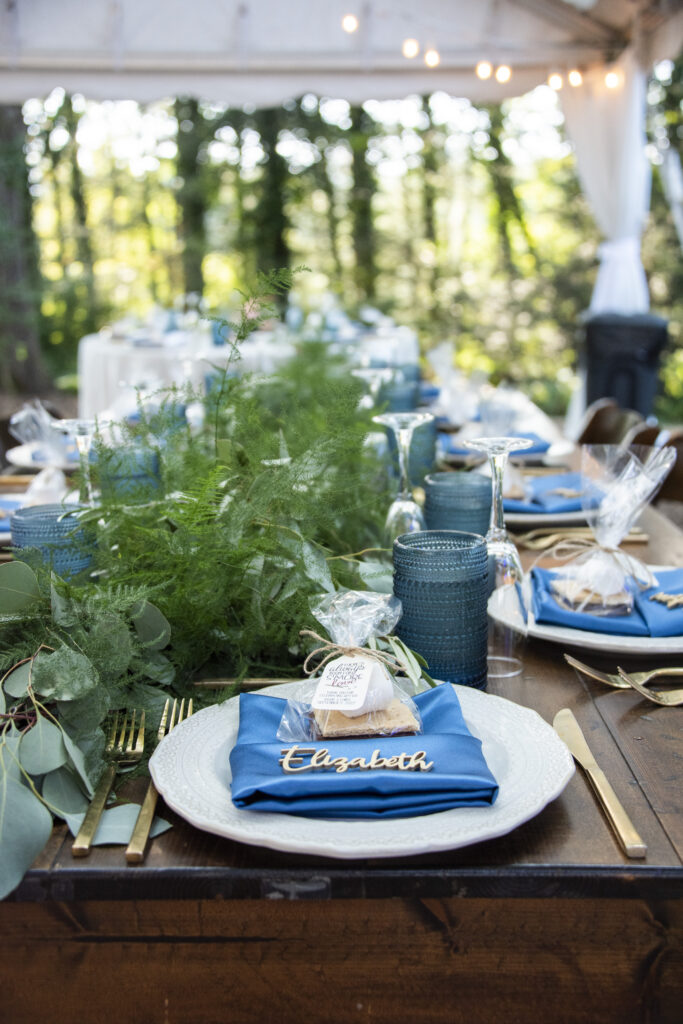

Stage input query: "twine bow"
[
  {"left": 536, "top": 536, "right": 657, "bottom": 591},
  {"left": 299, "top": 629, "right": 403, "bottom": 676}
]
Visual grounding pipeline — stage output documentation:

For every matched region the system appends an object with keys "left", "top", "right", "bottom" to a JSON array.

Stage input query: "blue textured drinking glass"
[
  {"left": 424, "top": 472, "right": 492, "bottom": 535},
  {"left": 10, "top": 504, "right": 94, "bottom": 579},
  {"left": 393, "top": 530, "right": 489, "bottom": 689},
  {"left": 99, "top": 446, "right": 161, "bottom": 503}
]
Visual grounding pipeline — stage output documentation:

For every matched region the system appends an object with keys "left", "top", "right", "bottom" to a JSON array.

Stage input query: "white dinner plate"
[
  {"left": 149, "top": 682, "right": 574, "bottom": 860},
  {"left": 489, "top": 566, "right": 683, "bottom": 656},
  {"left": 6, "top": 442, "right": 76, "bottom": 472},
  {"left": 505, "top": 508, "right": 588, "bottom": 527}
]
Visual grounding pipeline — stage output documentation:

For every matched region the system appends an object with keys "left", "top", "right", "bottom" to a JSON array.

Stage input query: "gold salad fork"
[
  {"left": 126, "top": 697, "right": 193, "bottom": 863},
  {"left": 72, "top": 710, "right": 145, "bottom": 857},
  {"left": 565, "top": 653, "right": 683, "bottom": 696},
  {"left": 617, "top": 667, "right": 683, "bottom": 706}
]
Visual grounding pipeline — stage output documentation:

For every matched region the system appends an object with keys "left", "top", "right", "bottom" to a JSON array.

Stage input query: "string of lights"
[{"left": 341, "top": 10, "right": 625, "bottom": 90}]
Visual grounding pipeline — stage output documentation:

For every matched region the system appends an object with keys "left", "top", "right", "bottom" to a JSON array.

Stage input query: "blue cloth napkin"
[
  {"left": 229, "top": 685, "right": 498, "bottom": 820},
  {"left": 442, "top": 431, "right": 550, "bottom": 458},
  {"left": 504, "top": 472, "right": 585, "bottom": 514},
  {"left": 531, "top": 567, "right": 683, "bottom": 637},
  {"left": 0, "top": 497, "right": 23, "bottom": 513}
]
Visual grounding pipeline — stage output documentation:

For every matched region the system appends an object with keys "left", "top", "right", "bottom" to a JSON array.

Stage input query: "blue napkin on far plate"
[
  {"left": 229, "top": 685, "right": 499, "bottom": 820},
  {"left": 531, "top": 567, "right": 683, "bottom": 637},
  {"left": 0, "top": 497, "right": 23, "bottom": 514},
  {"left": 442, "top": 431, "right": 550, "bottom": 458},
  {"left": 504, "top": 471, "right": 586, "bottom": 515}
]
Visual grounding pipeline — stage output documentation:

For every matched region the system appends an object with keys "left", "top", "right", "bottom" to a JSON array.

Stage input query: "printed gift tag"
[{"left": 312, "top": 655, "right": 373, "bottom": 712}]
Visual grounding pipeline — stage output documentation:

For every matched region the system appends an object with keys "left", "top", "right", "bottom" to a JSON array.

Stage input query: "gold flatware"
[
  {"left": 126, "top": 697, "right": 192, "bottom": 863},
  {"left": 514, "top": 527, "right": 647, "bottom": 551},
  {"left": 617, "top": 667, "right": 683, "bottom": 707},
  {"left": 71, "top": 710, "right": 145, "bottom": 857},
  {"left": 553, "top": 708, "right": 647, "bottom": 859},
  {"left": 193, "top": 677, "right": 295, "bottom": 689},
  {"left": 564, "top": 653, "right": 683, "bottom": 694}
]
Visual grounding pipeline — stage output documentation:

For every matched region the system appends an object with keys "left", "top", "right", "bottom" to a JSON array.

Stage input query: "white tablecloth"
[{"left": 77, "top": 330, "right": 297, "bottom": 418}]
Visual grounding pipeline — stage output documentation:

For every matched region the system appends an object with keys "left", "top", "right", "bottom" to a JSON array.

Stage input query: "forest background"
[{"left": 0, "top": 56, "right": 681, "bottom": 419}]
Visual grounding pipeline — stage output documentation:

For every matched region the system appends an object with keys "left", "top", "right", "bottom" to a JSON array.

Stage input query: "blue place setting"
[
  {"left": 229, "top": 685, "right": 499, "bottom": 820},
  {"left": 530, "top": 566, "right": 683, "bottom": 638},
  {"left": 503, "top": 471, "right": 587, "bottom": 515}
]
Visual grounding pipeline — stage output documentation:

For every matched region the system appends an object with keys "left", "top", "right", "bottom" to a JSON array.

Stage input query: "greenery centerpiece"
[{"left": 0, "top": 270, "right": 433, "bottom": 897}]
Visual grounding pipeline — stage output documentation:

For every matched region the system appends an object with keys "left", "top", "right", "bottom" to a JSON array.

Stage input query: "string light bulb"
[
  {"left": 495, "top": 64, "right": 511, "bottom": 83},
  {"left": 402, "top": 38, "right": 419, "bottom": 59},
  {"left": 548, "top": 73, "right": 563, "bottom": 91},
  {"left": 476, "top": 61, "right": 493, "bottom": 80},
  {"left": 605, "top": 69, "right": 620, "bottom": 89},
  {"left": 342, "top": 14, "right": 359, "bottom": 33},
  {"left": 568, "top": 69, "right": 583, "bottom": 87},
  {"left": 424, "top": 48, "right": 440, "bottom": 68}
]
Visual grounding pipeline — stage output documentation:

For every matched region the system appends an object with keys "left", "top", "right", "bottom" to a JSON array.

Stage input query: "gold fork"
[
  {"left": 125, "top": 697, "right": 193, "bottom": 863},
  {"left": 564, "top": 653, "right": 683, "bottom": 694},
  {"left": 617, "top": 667, "right": 683, "bottom": 706},
  {"left": 72, "top": 709, "right": 145, "bottom": 857}
]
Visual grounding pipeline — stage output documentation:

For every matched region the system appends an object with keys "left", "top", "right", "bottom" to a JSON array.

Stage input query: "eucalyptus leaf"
[
  {"left": 0, "top": 561, "right": 41, "bottom": 614},
  {"left": 132, "top": 601, "right": 172, "bottom": 650},
  {"left": 86, "top": 613, "right": 134, "bottom": 680},
  {"left": 136, "top": 650, "right": 175, "bottom": 685},
  {"left": 61, "top": 728, "right": 96, "bottom": 797},
  {"left": 301, "top": 541, "right": 335, "bottom": 593},
  {"left": 65, "top": 804, "right": 172, "bottom": 845},
  {"left": 31, "top": 647, "right": 97, "bottom": 701},
  {"left": 20, "top": 714, "right": 68, "bottom": 775},
  {"left": 42, "top": 766, "right": 90, "bottom": 817},
  {"left": 0, "top": 738, "right": 54, "bottom": 899},
  {"left": 50, "top": 582, "right": 78, "bottom": 628},
  {"left": 358, "top": 560, "right": 393, "bottom": 594},
  {"left": 2, "top": 660, "right": 32, "bottom": 699},
  {"left": 0, "top": 683, "right": 4, "bottom": 716},
  {"left": 56, "top": 690, "right": 110, "bottom": 740}
]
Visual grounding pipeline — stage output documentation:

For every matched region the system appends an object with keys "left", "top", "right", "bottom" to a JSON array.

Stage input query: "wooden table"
[{"left": 2, "top": 505, "right": 682, "bottom": 1023}]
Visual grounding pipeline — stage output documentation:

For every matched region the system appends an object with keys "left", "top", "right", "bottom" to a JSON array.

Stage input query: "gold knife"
[{"left": 553, "top": 708, "right": 647, "bottom": 859}]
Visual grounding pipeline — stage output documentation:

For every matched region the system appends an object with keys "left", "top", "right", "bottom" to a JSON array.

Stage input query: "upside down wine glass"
[
  {"left": 51, "top": 418, "right": 97, "bottom": 507},
  {"left": 373, "top": 411, "right": 434, "bottom": 544},
  {"left": 464, "top": 435, "right": 533, "bottom": 678}
]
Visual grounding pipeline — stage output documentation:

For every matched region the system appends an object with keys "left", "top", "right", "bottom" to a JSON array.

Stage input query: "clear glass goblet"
[
  {"left": 373, "top": 411, "right": 434, "bottom": 544},
  {"left": 51, "top": 418, "right": 97, "bottom": 507},
  {"left": 465, "top": 435, "right": 533, "bottom": 678}
]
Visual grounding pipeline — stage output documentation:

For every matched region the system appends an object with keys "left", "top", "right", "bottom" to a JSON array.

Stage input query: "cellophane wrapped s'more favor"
[
  {"left": 277, "top": 589, "right": 423, "bottom": 742},
  {"left": 550, "top": 444, "right": 676, "bottom": 616}
]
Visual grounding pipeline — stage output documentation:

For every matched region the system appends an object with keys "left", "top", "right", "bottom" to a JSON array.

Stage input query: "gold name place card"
[
  {"left": 279, "top": 745, "right": 434, "bottom": 775},
  {"left": 649, "top": 591, "right": 683, "bottom": 610}
]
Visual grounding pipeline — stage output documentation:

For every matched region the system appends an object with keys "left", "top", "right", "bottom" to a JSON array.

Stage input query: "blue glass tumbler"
[
  {"left": 10, "top": 504, "right": 94, "bottom": 579},
  {"left": 99, "top": 446, "right": 161, "bottom": 503},
  {"left": 393, "top": 530, "right": 489, "bottom": 689},
  {"left": 424, "top": 472, "right": 492, "bottom": 536}
]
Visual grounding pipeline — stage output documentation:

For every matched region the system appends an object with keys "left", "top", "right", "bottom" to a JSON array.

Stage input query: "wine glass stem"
[
  {"left": 75, "top": 436, "right": 94, "bottom": 506},
  {"left": 488, "top": 450, "right": 508, "bottom": 542},
  {"left": 396, "top": 426, "right": 414, "bottom": 497}
]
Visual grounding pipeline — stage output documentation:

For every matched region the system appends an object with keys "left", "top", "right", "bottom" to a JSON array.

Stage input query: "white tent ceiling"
[{"left": 0, "top": 0, "right": 681, "bottom": 107}]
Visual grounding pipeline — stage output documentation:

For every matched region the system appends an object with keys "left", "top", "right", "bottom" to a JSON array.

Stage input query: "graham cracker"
[{"left": 314, "top": 698, "right": 419, "bottom": 738}]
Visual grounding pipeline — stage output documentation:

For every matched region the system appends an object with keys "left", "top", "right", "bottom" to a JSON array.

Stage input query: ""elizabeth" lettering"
[{"left": 279, "top": 745, "right": 434, "bottom": 774}]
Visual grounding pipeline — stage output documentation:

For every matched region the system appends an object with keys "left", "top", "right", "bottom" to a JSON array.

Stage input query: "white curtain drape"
[{"left": 561, "top": 48, "right": 651, "bottom": 316}]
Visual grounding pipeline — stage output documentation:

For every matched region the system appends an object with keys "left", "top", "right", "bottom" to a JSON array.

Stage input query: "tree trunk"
[
  {"left": 175, "top": 97, "right": 207, "bottom": 296},
  {"left": 252, "top": 107, "right": 290, "bottom": 311},
  {"left": 349, "top": 105, "right": 377, "bottom": 303},
  {"left": 0, "top": 105, "right": 50, "bottom": 392}
]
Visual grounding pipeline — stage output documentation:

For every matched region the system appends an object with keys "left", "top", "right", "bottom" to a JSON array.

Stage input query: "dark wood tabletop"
[
  {"left": 8, "top": 504, "right": 683, "bottom": 905},
  {"left": 4, "top": 504, "right": 683, "bottom": 1024}
]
